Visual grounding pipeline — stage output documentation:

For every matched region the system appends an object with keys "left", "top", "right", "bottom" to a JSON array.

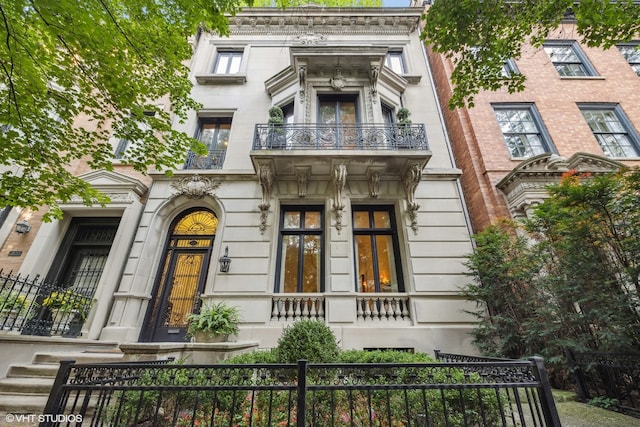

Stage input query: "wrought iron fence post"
[
  {"left": 565, "top": 347, "right": 589, "bottom": 401},
  {"left": 40, "top": 360, "right": 75, "bottom": 427},
  {"left": 297, "top": 359, "right": 307, "bottom": 427},
  {"left": 530, "top": 356, "right": 562, "bottom": 427},
  {"left": 434, "top": 349, "right": 441, "bottom": 360}
]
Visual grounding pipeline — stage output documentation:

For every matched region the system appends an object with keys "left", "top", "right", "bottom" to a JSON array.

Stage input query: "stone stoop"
[{"left": 0, "top": 347, "right": 124, "bottom": 416}]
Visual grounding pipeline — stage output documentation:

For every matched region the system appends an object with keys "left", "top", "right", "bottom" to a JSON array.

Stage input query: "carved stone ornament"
[
  {"left": 293, "top": 32, "right": 327, "bottom": 45},
  {"left": 332, "top": 163, "right": 348, "bottom": 233},
  {"left": 369, "top": 64, "right": 380, "bottom": 101},
  {"left": 171, "top": 174, "right": 221, "bottom": 199},
  {"left": 330, "top": 66, "right": 346, "bottom": 91},
  {"left": 296, "top": 167, "right": 310, "bottom": 198},
  {"left": 367, "top": 168, "right": 382, "bottom": 198},
  {"left": 402, "top": 163, "right": 422, "bottom": 235},
  {"left": 258, "top": 163, "right": 274, "bottom": 234},
  {"left": 298, "top": 65, "right": 307, "bottom": 100}
]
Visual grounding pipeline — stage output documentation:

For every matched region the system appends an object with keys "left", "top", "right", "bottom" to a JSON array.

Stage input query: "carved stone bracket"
[
  {"left": 369, "top": 64, "right": 379, "bottom": 102},
  {"left": 258, "top": 163, "right": 274, "bottom": 234},
  {"left": 298, "top": 65, "right": 306, "bottom": 101},
  {"left": 332, "top": 163, "right": 348, "bottom": 233},
  {"left": 171, "top": 174, "right": 221, "bottom": 199},
  {"left": 366, "top": 167, "right": 383, "bottom": 198},
  {"left": 402, "top": 163, "right": 422, "bottom": 234},
  {"left": 296, "top": 167, "right": 310, "bottom": 197}
]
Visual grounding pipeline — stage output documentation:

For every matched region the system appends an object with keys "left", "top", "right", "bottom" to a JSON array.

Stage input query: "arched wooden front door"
[{"left": 141, "top": 209, "right": 218, "bottom": 342}]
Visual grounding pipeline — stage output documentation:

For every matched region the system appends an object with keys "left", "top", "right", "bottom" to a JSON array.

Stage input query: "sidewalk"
[{"left": 554, "top": 390, "right": 640, "bottom": 427}]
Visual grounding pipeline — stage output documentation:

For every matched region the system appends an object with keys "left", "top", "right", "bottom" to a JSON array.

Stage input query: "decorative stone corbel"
[
  {"left": 332, "top": 163, "right": 348, "bottom": 233},
  {"left": 369, "top": 64, "right": 380, "bottom": 102},
  {"left": 402, "top": 163, "right": 422, "bottom": 234},
  {"left": 296, "top": 167, "right": 310, "bottom": 198},
  {"left": 298, "top": 65, "right": 307, "bottom": 101},
  {"left": 170, "top": 174, "right": 221, "bottom": 199},
  {"left": 257, "top": 163, "right": 274, "bottom": 234},
  {"left": 366, "top": 167, "right": 383, "bottom": 198}
]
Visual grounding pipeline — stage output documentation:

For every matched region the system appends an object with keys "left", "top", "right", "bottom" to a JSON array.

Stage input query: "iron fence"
[
  {"left": 565, "top": 348, "right": 640, "bottom": 416},
  {"left": 252, "top": 123, "right": 429, "bottom": 151},
  {"left": 0, "top": 269, "right": 93, "bottom": 338},
  {"left": 42, "top": 357, "right": 560, "bottom": 426}
]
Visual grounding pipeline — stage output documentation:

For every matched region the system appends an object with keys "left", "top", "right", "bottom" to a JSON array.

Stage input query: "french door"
[{"left": 318, "top": 95, "right": 359, "bottom": 148}]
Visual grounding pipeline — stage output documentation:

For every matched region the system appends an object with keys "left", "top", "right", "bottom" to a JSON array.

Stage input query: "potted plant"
[
  {"left": 267, "top": 106, "right": 286, "bottom": 148},
  {"left": 186, "top": 301, "right": 240, "bottom": 343},
  {"left": 396, "top": 107, "right": 413, "bottom": 148},
  {"left": 0, "top": 291, "right": 30, "bottom": 327},
  {"left": 42, "top": 289, "right": 91, "bottom": 320}
]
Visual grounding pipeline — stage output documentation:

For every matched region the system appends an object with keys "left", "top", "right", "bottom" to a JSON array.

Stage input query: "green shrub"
[
  {"left": 224, "top": 349, "right": 278, "bottom": 364},
  {"left": 275, "top": 320, "right": 339, "bottom": 363}
]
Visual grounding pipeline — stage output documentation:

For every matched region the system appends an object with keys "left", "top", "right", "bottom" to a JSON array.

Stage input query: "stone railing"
[
  {"left": 356, "top": 294, "right": 410, "bottom": 322},
  {"left": 270, "top": 294, "right": 325, "bottom": 321}
]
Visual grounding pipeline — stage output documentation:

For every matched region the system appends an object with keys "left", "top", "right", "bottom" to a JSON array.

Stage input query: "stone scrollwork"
[
  {"left": 171, "top": 174, "right": 221, "bottom": 199},
  {"left": 258, "top": 163, "right": 274, "bottom": 234},
  {"left": 402, "top": 163, "right": 422, "bottom": 234},
  {"left": 332, "top": 163, "right": 348, "bottom": 233}
]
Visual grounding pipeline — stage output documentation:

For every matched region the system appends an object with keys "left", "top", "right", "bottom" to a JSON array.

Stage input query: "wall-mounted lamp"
[
  {"left": 15, "top": 220, "right": 31, "bottom": 234},
  {"left": 219, "top": 246, "right": 231, "bottom": 273}
]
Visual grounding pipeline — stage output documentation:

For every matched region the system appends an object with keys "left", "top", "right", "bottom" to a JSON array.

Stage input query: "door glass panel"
[
  {"left": 302, "top": 235, "right": 320, "bottom": 292},
  {"left": 376, "top": 235, "right": 398, "bottom": 292},
  {"left": 356, "top": 235, "right": 375, "bottom": 292},
  {"left": 165, "top": 253, "right": 205, "bottom": 328},
  {"left": 281, "top": 235, "right": 300, "bottom": 293}
]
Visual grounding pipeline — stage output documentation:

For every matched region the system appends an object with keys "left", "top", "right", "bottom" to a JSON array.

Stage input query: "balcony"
[
  {"left": 251, "top": 123, "right": 431, "bottom": 178},
  {"left": 184, "top": 149, "right": 226, "bottom": 170}
]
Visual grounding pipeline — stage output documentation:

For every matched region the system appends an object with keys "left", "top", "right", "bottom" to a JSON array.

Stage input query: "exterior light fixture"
[
  {"left": 15, "top": 220, "right": 31, "bottom": 234},
  {"left": 219, "top": 246, "right": 231, "bottom": 273}
]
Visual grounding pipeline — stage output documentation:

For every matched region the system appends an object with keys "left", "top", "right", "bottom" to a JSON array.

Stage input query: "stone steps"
[{"left": 0, "top": 346, "right": 124, "bottom": 415}]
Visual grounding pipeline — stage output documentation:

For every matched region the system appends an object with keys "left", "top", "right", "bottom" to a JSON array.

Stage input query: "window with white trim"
[
  {"left": 580, "top": 105, "right": 640, "bottom": 158},
  {"left": 617, "top": 42, "right": 640, "bottom": 76},
  {"left": 493, "top": 105, "right": 554, "bottom": 158},
  {"left": 544, "top": 41, "right": 597, "bottom": 77},
  {"left": 213, "top": 50, "right": 243, "bottom": 74},
  {"left": 385, "top": 51, "right": 405, "bottom": 75}
]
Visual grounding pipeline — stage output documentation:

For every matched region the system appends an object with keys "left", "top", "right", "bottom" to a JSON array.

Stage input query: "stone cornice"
[{"left": 227, "top": 7, "right": 422, "bottom": 36}]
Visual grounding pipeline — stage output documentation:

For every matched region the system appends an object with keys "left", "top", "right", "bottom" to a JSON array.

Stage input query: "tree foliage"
[
  {"left": 422, "top": 0, "right": 640, "bottom": 109},
  {"left": 463, "top": 169, "right": 640, "bottom": 384},
  {"left": 0, "top": 0, "right": 250, "bottom": 220}
]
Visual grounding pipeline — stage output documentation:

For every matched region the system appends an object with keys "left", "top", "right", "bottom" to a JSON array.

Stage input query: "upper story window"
[
  {"left": 579, "top": 104, "right": 640, "bottom": 158},
  {"left": 617, "top": 42, "right": 640, "bottom": 76},
  {"left": 276, "top": 206, "right": 324, "bottom": 293},
  {"left": 113, "top": 109, "right": 157, "bottom": 160},
  {"left": 353, "top": 206, "right": 403, "bottom": 293},
  {"left": 184, "top": 117, "right": 231, "bottom": 169},
  {"left": 493, "top": 104, "right": 554, "bottom": 158},
  {"left": 385, "top": 51, "right": 405, "bottom": 75},
  {"left": 213, "top": 50, "right": 243, "bottom": 74},
  {"left": 544, "top": 41, "right": 597, "bottom": 77},
  {"left": 501, "top": 59, "right": 520, "bottom": 77}
]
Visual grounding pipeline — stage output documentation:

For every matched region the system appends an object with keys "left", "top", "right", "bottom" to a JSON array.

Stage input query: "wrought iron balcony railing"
[
  {"left": 253, "top": 123, "right": 429, "bottom": 151},
  {"left": 184, "top": 149, "right": 226, "bottom": 170}
]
